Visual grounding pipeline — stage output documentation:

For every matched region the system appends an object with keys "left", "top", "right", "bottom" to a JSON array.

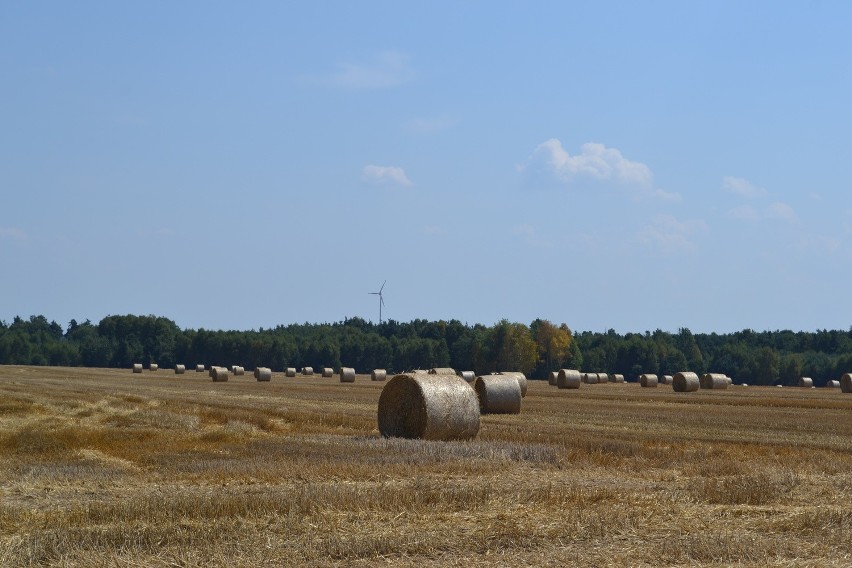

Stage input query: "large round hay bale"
[
  {"left": 377, "top": 374, "right": 480, "bottom": 440},
  {"left": 302, "top": 366, "right": 314, "bottom": 376},
  {"left": 660, "top": 375, "right": 673, "bottom": 385},
  {"left": 499, "top": 372, "right": 528, "bottom": 397},
  {"left": 458, "top": 370, "right": 475, "bottom": 383},
  {"left": 639, "top": 374, "right": 658, "bottom": 388},
  {"left": 208, "top": 367, "right": 216, "bottom": 377},
  {"left": 340, "top": 367, "right": 356, "bottom": 383},
  {"left": 726, "top": 376, "right": 733, "bottom": 386},
  {"left": 548, "top": 371, "right": 559, "bottom": 386},
  {"left": 611, "top": 374, "right": 625, "bottom": 383},
  {"left": 583, "top": 372, "right": 599, "bottom": 384},
  {"left": 285, "top": 367, "right": 296, "bottom": 377},
  {"left": 827, "top": 380, "right": 840, "bottom": 388},
  {"left": 474, "top": 375, "right": 522, "bottom": 414},
  {"left": 149, "top": 363, "right": 158, "bottom": 372},
  {"left": 232, "top": 366, "right": 245, "bottom": 376},
  {"left": 557, "top": 369, "right": 581, "bottom": 389},
  {"left": 132, "top": 363, "right": 143, "bottom": 373},
  {"left": 597, "top": 373, "right": 609, "bottom": 383},
  {"left": 255, "top": 367, "right": 272, "bottom": 382},
  {"left": 840, "top": 374, "right": 852, "bottom": 393},
  {"left": 174, "top": 364, "right": 186, "bottom": 374},
  {"left": 798, "top": 377, "right": 814, "bottom": 388},
  {"left": 673, "top": 372, "right": 700, "bottom": 392},
  {"left": 321, "top": 367, "right": 334, "bottom": 378},
  {"left": 430, "top": 367, "right": 456, "bottom": 376},
  {"left": 212, "top": 367, "right": 230, "bottom": 382},
  {"left": 700, "top": 373, "right": 729, "bottom": 390},
  {"left": 195, "top": 364, "right": 205, "bottom": 373},
  {"left": 371, "top": 369, "right": 387, "bottom": 381}
]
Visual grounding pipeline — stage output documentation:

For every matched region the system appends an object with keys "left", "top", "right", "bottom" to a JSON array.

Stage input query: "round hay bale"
[
  {"left": 302, "top": 366, "right": 314, "bottom": 376},
  {"left": 211, "top": 367, "right": 230, "bottom": 382},
  {"left": 377, "top": 373, "right": 480, "bottom": 440},
  {"left": 255, "top": 367, "right": 272, "bottom": 382},
  {"left": 474, "top": 375, "right": 522, "bottom": 414},
  {"left": 458, "top": 370, "right": 475, "bottom": 383},
  {"left": 557, "top": 369, "right": 581, "bottom": 389},
  {"left": 132, "top": 363, "right": 143, "bottom": 373},
  {"left": 371, "top": 369, "right": 387, "bottom": 382},
  {"left": 340, "top": 367, "right": 356, "bottom": 383},
  {"left": 548, "top": 371, "right": 559, "bottom": 386},
  {"left": 597, "top": 373, "right": 609, "bottom": 383},
  {"left": 430, "top": 367, "right": 456, "bottom": 376},
  {"left": 611, "top": 373, "right": 625, "bottom": 383},
  {"left": 726, "top": 376, "right": 733, "bottom": 386},
  {"left": 321, "top": 367, "right": 334, "bottom": 378},
  {"left": 195, "top": 364, "right": 205, "bottom": 373},
  {"left": 673, "top": 372, "right": 700, "bottom": 392},
  {"left": 149, "top": 363, "right": 158, "bottom": 372},
  {"left": 798, "top": 377, "right": 814, "bottom": 388},
  {"left": 174, "top": 364, "right": 186, "bottom": 374},
  {"left": 659, "top": 375, "right": 673, "bottom": 385},
  {"left": 583, "top": 372, "right": 599, "bottom": 384},
  {"left": 285, "top": 367, "right": 297, "bottom": 377},
  {"left": 499, "top": 372, "right": 528, "bottom": 398},
  {"left": 208, "top": 367, "right": 216, "bottom": 377},
  {"left": 827, "top": 380, "right": 840, "bottom": 388},
  {"left": 232, "top": 366, "right": 245, "bottom": 376},
  {"left": 700, "top": 373, "right": 729, "bottom": 390},
  {"left": 639, "top": 374, "right": 658, "bottom": 388},
  {"left": 840, "top": 374, "right": 852, "bottom": 393}
]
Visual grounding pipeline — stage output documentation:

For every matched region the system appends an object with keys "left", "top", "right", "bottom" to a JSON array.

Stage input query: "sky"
[{"left": 2, "top": 1, "right": 851, "bottom": 334}]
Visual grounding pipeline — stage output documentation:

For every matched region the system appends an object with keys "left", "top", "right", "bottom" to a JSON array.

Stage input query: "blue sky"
[{"left": 2, "top": 2, "right": 851, "bottom": 333}]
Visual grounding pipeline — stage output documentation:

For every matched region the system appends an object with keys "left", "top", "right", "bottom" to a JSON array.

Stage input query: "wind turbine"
[{"left": 369, "top": 280, "right": 386, "bottom": 324}]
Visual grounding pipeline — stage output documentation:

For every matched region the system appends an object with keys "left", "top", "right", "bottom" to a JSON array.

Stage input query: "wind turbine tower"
[{"left": 369, "top": 280, "right": 386, "bottom": 324}]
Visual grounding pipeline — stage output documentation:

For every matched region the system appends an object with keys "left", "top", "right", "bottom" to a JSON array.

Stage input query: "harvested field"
[{"left": 2, "top": 364, "right": 852, "bottom": 567}]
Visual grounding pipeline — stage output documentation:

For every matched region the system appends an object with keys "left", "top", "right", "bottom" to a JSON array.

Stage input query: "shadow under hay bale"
[
  {"left": 212, "top": 367, "right": 229, "bottom": 382},
  {"left": 174, "top": 364, "right": 185, "bottom": 375},
  {"left": 499, "top": 371, "right": 527, "bottom": 397},
  {"left": 700, "top": 373, "right": 729, "bottom": 390},
  {"left": 132, "top": 363, "right": 143, "bottom": 374},
  {"left": 673, "top": 371, "right": 700, "bottom": 392},
  {"left": 475, "top": 375, "right": 522, "bottom": 414},
  {"left": 557, "top": 369, "right": 581, "bottom": 389},
  {"left": 639, "top": 374, "right": 658, "bottom": 388},
  {"left": 254, "top": 367, "right": 272, "bottom": 382},
  {"left": 378, "top": 373, "right": 480, "bottom": 440},
  {"left": 340, "top": 367, "right": 356, "bottom": 383},
  {"left": 371, "top": 369, "right": 387, "bottom": 381}
]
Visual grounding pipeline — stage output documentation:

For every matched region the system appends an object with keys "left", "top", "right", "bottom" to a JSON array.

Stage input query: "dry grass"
[{"left": 2, "top": 365, "right": 852, "bottom": 566}]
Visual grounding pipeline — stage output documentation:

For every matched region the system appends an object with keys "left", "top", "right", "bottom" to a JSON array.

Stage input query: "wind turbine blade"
[
  {"left": 380, "top": 296, "right": 385, "bottom": 306},
  {"left": 380, "top": 280, "right": 386, "bottom": 293}
]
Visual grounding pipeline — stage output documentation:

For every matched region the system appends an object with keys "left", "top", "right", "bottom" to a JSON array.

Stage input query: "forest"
[{"left": 1, "top": 314, "right": 851, "bottom": 386}]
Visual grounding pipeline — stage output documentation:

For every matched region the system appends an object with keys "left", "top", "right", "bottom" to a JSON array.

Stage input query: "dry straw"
[
  {"left": 255, "top": 367, "right": 272, "bottom": 382},
  {"left": 149, "top": 363, "right": 158, "bottom": 372},
  {"left": 302, "top": 367, "right": 314, "bottom": 376},
  {"left": 700, "top": 373, "right": 729, "bottom": 390},
  {"left": 211, "top": 367, "right": 230, "bottom": 382},
  {"left": 132, "top": 363, "right": 143, "bottom": 374},
  {"left": 174, "top": 364, "right": 186, "bottom": 374},
  {"left": 340, "top": 367, "right": 356, "bottom": 383},
  {"left": 548, "top": 371, "right": 559, "bottom": 386},
  {"left": 232, "top": 366, "right": 245, "bottom": 376},
  {"left": 557, "top": 369, "right": 581, "bottom": 389},
  {"left": 841, "top": 373, "right": 852, "bottom": 393},
  {"left": 285, "top": 367, "right": 297, "bottom": 377},
  {"left": 639, "top": 374, "right": 658, "bottom": 388},
  {"left": 799, "top": 377, "right": 814, "bottom": 388},
  {"left": 371, "top": 369, "right": 387, "bottom": 382},
  {"left": 474, "top": 375, "right": 522, "bottom": 414},
  {"left": 430, "top": 367, "right": 456, "bottom": 376},
  {"left": 321, "top": 367, "right": 334, "bottom": 378},
  {"left": 611, "top": 374, "right": 625, "bottom": 383},
  {"left": 499, "top": 371, "right": 528, "bottom": 397},
  {"left": 458, "top": 370, "right": 475, "bottom": 383},
  {"left": 412, "top": 370, "right": 429, "bottom": 374},
  {"left": 673, "top": 371, "right": 700, "bottom": 392},
  {"left": 195, "top": 364, "right": 205, "bottom": 373},
  {"left": 377, "top": 373, "right": 480, "bottom": 440}
]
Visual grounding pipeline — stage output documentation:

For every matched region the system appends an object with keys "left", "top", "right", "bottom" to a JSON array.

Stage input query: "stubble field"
[{"left": 1, "top": 365, "right": 851, "bottom": 567}]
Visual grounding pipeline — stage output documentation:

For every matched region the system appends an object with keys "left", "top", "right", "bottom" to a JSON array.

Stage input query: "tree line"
[{"left": 0, "top": 314, "right": 850, "bottom": 386}]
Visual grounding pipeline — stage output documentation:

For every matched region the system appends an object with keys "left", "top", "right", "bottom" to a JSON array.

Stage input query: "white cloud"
[
  {"left": 722, "top": 176, "right": 767, "bottom": 198},
  {"left": 525, "top": 139, "right": 653, "bottom": 186},
  {"left": 654, "top": 189, "right": 683, "bottom": 202},
  {"left": 317, "top": 51, "right": 414, "bottom": 90},
  {"left": 728, "top": 204, "right": 760, "bottom": 221},
  {"left": 362, "top": 165, "right": 412, "bottom": 187},
  {"left": 728, "top": 202, "right": 797, "bottom": 223},
  {"left": 766, "top": 202, "right": 797, "bottom": 223},
  {"left": 638, "top": 214, "right": 707, "bottom": 254},
  {"left": 0, "top": 227, "right": 26, "bottom": 240}
]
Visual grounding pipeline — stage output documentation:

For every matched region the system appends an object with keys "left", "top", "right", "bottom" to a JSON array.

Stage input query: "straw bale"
[
  {"left": 474, "top": 375, "right": 522, "bottom": 414},
  {"left": 321, "top": 367, "right": 334, "bottom": 378},
  {"left": 673, "top": 372, "right": 700, "bottom": 392},
  {"left": 412, "top": 370, "right": 429, "bottom": 374},
  {"left": 132, "top": 363, "right": 143, "bottom": 373},
  {"left": 548, "top": 371, "right": 559, "bottom": 386},
  {"left": 841, "top": 373, "right": 852, "bottom": 393},
  {"left": 430, "top": 367, "right": 457, "bottom": 376},
  {"left": 195, "top": 364, "right": 205, "bottom": 373},
  {"left": 660, "top": 375, "right": 673, "bottom": 385},
  {"left": 458, "top": 370, "right": 475, "bottom": 383},
  {"left": 798, "top": 377, "right": 814, "bottom": 388},
  {"left": 371, "top": 369, "right": 387, "bottom": 381},
  {"left": 639, "top": 374, "right": 658, "bottom": 388},
  {"left": 340, "top": 367, "right": 356, "bottom": 383},
  {"left": 211, "top": 367, "right": 230, "bottom": 382},
  {"left": 826, "top": 380, "right": 840, "bottom": 388},
  {"left": 232, "top": 366, "right": 245, "bottom": 376},
  {"left": 611, "top": 374, "right": 625, "bottom": 383},
  {"left": 499, "top": 371, "right": 528, "bottom": 397},
  {"left": 285, "top": 367, "right": 297, "bottom": 377},
  {"left": 583, "top": 373, "right": 599, "bottom": 384},
  {"left": 255, "top": 367, "right": 272, "bottom": 382},
  {"left": 377, "top": 373, "right": 480, "bottom": 440},
  {"left": 700, "top": 373, "right": 729, "bottom": 390},
  {"left": 302, "top": 366, "right": 314, "bottom": 376},
  {"left": 174, "top": 364, "right": 186, "bottom": 374},
  {"left": 557, "top": 369, "right": 581, "bottom": 389},
  {"left": 149, "top": 363, "right": 158, "bottom": 372},
  {"left": 597, "top": 373, "right": 609, "bottom": 383}
]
